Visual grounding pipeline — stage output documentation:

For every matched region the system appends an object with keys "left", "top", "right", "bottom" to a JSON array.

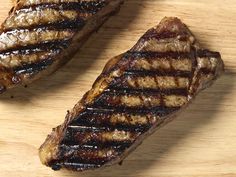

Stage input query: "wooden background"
[{"left": 0, "top": 0, "right": 236, "bottom": 177}]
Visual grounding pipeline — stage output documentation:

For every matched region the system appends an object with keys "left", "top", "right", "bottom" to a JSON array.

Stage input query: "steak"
[
  {"left": 0, "top": 0, "right": 124, "bottom": 93},
  {"left": 39, "top": 17, "right": 224, "bottom": 171}
]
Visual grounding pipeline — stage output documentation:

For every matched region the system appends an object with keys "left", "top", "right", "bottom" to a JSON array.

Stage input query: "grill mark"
[
  {"left": 51, "top": 162, "right": 100, "bottom": 171},
  {"left": 125, "top": 51, "right": 192, "bottom": 60},
  {"left": 93, "top": 91, "right": 161, "bottom": 108},
  {"left": 131, "top": 57, "right": 192, "bottom": 72},
  {"left": 111, "top": 71, "right": 190, "bottom": 95},
  {"left": 69, "top": 122, "right": 150, "bottom": 133},
  {"left": 17, "top": 1, "right": 107, "bottom": 14},
  {"left": 61, "top": 138, "right": 133, "bottom": 151},
  {"left": 142, "top": 28, "right": 189, "bottom": 41},
  {"left": 124, "top": 70, "right": 192, "bottom": 78},
  {"left": 69, "top": 113, "right": 152, "bottom": 133},
  {"left": 86, "top": 106, "right": 180, "bottom": 117},
  {"left": 103, "top": 51, "right": 192, "bottom": 76},
  {"left": 0, "top": 29, "right": 73, "bottom": 53},
  {"left": 13, "top": 58, "right": 54, "bottom": 74},
  {"left": 0, "top": 39, "right": 70, "bottom": 56},
  {"left": 106, "top": 87, "right": 189, "bottom": 96},
  {"left": 64, "top": 157, "right": 115, "bottom": 166},
  {"left": 62, "top": 127, "right": 135, "bottom": 150},
  {"left": 66, "top": 125, "right": 139, "bottom": 140},
  {"left": 3, "top": 18, "right": 85, "bottom": 33},
  {"left": 67, "top": 125, "right": 107, "bottom": 132},
  {"left": 58, "top": 101, "right": 180, "bottom": 165},
  {"left": 59, "top": 144, "right": 130, "bottom": 151},
  {"left": 57, "top": 162, "right": 101, "bottom": 171},
  {"left": 188, "top": 47, "right": 198, "bottom": 92},
  {"left": 72, "top": 108, "right": 158, "bottom": 126},
  {"left": 0, "top": 50, "right": 59, "bottom": 69}
]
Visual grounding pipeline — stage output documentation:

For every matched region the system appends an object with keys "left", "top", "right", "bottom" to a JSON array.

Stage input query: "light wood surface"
[{"left": 0, "top": 1, "right": 236, "bottom": 177}]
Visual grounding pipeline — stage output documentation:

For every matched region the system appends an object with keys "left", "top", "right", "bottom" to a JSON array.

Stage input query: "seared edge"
[
  {"left": 0, "top": 0, "right": 124, "bottom": 93},
  {"left": 39, "top": 17, "right": 224, "bottom": 171}
]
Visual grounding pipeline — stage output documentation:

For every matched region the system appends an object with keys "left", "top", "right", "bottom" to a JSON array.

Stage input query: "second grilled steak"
[
  {"left": 39, "top": 17, "right": 224, "bottom": 171},
  {"left": 0, "top": 0, "right": 124, "bottom": 93}
]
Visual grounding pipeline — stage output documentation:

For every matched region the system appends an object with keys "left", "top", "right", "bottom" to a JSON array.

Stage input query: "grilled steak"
[
  {"left": 39, "top": 17, "right": 224, "bottom": 171},
  {"left": 0, "top": 0, "right": 124, "bottom": 93}
]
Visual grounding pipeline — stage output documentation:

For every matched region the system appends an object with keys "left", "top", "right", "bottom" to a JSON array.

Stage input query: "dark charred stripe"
[
  {"left": 67, "top": 125, "right": 107, "bottom": 132},
  {"left": 197, "top": 49, "right": 221, "bottom": 59},
  {"left": 60, "top": 142, "right": 132, "bottom": 152},
  {"left": 61, "top": 141, "right": 133, "bottom": 153},
  {"left": 69, "top": 122, "right": 150, "bottom": 133},
  {"left": 93, "top": 91, "right": 160, "bottom": 109},
  {"left": 86, "top": 106, "right": 180, "bottom": 117},
  {"left": 0, "top": 39, "right": 70, "bottom": 56},
  {"left": 188, "top": 47, "right": 198, "bottom": 91},
  {"left": 63, "top": 160, "right": 105, "bottom": 167},
  {"left": 69, "top": 112, "right": 151, "bottom": 133},
  {"left": 74, "top": 108, "right": 154, "bottom": 122},
  {"left": 125, "top": 51, "right": 191, "bottom": 60},
  {"left": 14, "top": 58, "right": 53, "bottom": 74},
  {"left": 124, "top": 70, "right": 192, "bottom": 78},
  {"left": 52, "top": 162, "right": 101, "bottom": 171},
  {"left": 62, "top": 139, "right": 132, "bottom": 152},
  {"left": 3, "top": 18, "right": 85, "bottom": 33},
  {"left": 18, "top": 1, "right": 107, "bottom": 14},
  {"left": 102, "top": 51, "right": 193, "bottom": 75},
  {"left": 62, "top": 162, "right": 101, "bottom": 170},
  {"left": 67, "top": 124, "right": 147, "bottom": 134},
  {"left": 106, "top": 87, "right": 189, "bottom": 96},
  {"left": 109, "top": 75, "right": 189, "bottom": 96},
  {"left": 61, "top": 128, "right": 133, "bottom": 150},
  {"left": 64, "top": 153, "right": 120, "bottom": 165},
  {"left": 142, "top": 28, "right": 189, "bottom": 41}
]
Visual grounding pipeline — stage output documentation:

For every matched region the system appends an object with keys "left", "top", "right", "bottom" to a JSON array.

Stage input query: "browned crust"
[
  {"left": 0, "top": 0, "right": 124, "bottom": 93},
  {"left": 39, "top": 17, "right": 224, "bottom": 171}
]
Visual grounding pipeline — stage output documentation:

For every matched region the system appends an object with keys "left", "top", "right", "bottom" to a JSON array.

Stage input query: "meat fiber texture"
[
  {"left": 39, "top": 17, "right": 224, "bottom": 171},
  {"left": 0, "top": 0, "right": 124, "bottom": 93}
]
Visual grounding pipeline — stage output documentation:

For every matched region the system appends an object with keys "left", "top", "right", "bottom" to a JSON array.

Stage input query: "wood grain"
[{"left": 0, "top": 0, "right": 235, "bottom": 177}]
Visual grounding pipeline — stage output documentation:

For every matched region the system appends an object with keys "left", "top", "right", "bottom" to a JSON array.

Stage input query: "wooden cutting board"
[{"left": 0, "top": 1, "right": 235, "bottom": 177}]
